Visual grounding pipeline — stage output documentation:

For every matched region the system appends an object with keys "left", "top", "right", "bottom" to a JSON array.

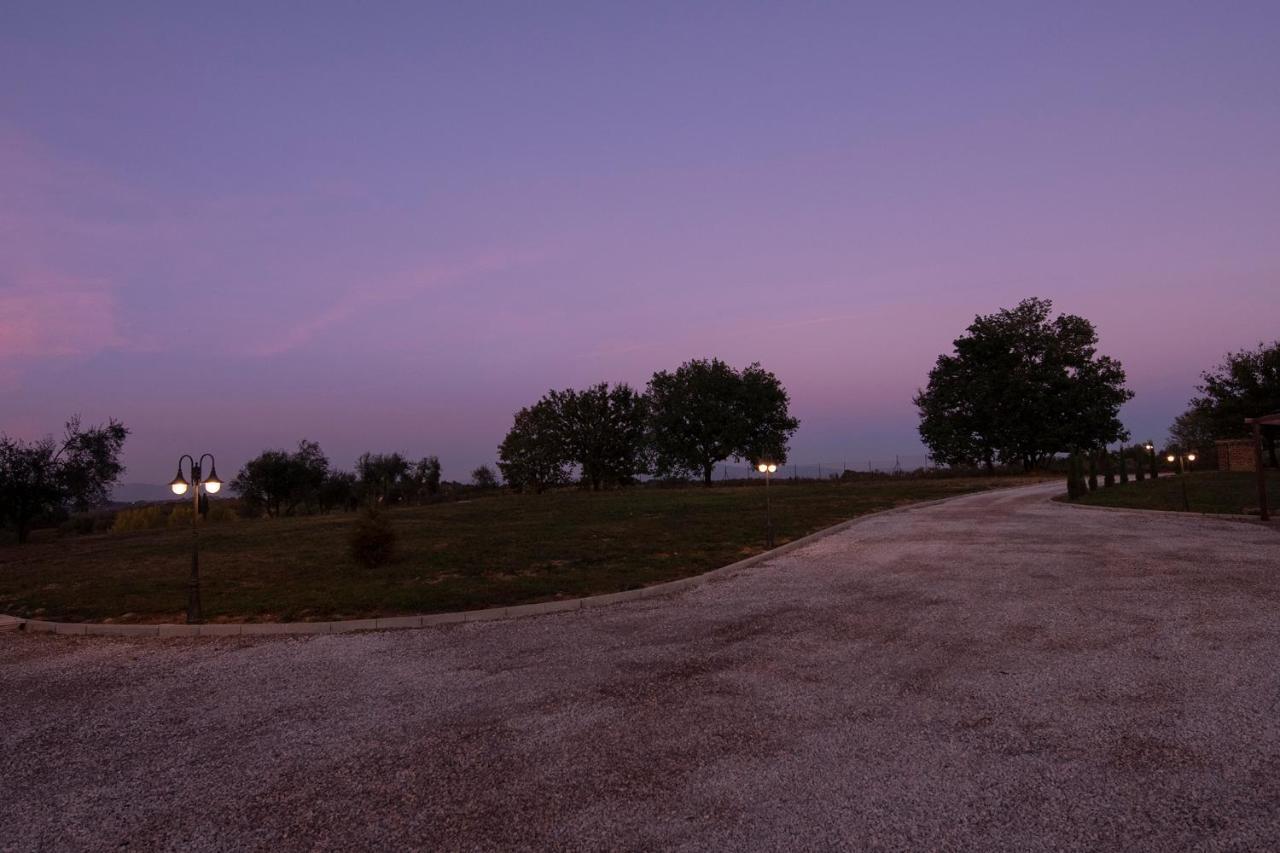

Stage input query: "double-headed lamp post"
[
  {"left": 756, "top": 461, "right": 778, "bottom": 548},
  {"left": 169, "top": 454, "right": 221, "bottom": 624},
  {"left": 1166, "top": 451, "right": 1197, "bottom": 511},
  {"left": 1143, "top": 442, "right": 1157, "bottom": 479}
]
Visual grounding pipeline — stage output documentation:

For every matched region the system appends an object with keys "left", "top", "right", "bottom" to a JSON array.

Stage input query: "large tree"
[
  {"left": 355, "top": 452, "right": 411, "bottom": 505},
  {"left": 231, "top": 439, "right": 332, "bottom": 517},
  {"left": 498, "top": 382, "right": 650, "bottom": 492},
  {"left": 914, "top": 298, "right": 1132, "bottom": 470},
  {"left": 0, "top": 416, "right": 129, "bottom": 544},
  {"left": 407, "top": 455, "right": 443, "bottom": 503},
  {"left": 647, "top": 359, "right": 799, "bottom": 485},
  {"left": 551, "top": 382, "right": 650, "bottom": 490},
  {"left": 1175, "top": 341, "right": 1280, "bottom": 466},
  {"left": 497, "top": 399, "right": 572, "bottom": 493}
]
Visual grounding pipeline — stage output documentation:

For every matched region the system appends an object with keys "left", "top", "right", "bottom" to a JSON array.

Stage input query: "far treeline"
[
  {"left": 230, "top": 445, "right": 494, "bottom": 518},
  {"left": 5, "top": 299, "right": 1276, "bottom": 544},
  {"left": 498, "top": 358, "right": 799, "bottom": 492}
]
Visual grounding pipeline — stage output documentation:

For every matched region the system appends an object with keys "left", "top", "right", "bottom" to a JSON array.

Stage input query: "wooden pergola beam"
[{"left": 1245, "top": 413, "right": 1279, "bottom": 521}]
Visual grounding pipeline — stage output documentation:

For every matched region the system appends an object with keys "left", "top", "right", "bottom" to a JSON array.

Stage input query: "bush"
[
  {"left": 349, "top": 508, "right": 396, "bottom": 568},
  {"left": 112, "top": 502, "right": 236, "bottom": 533},
  {"left": 112, "top": 505, "right": 173, "bottom": 533},
  {"left": 58, "top": 509, "right": 117, "bottom": 536}
]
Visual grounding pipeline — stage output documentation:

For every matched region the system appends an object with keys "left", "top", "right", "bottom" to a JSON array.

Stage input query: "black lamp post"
[
  {"left": 756, "top": 461, "right": 778, "bottom": 548},
  {"left": 1144, "top": 442, "right": 1157, "bottom": 479},
  {"left": 1165, "top": 451, "right": 1197, "bottom": 511},
  {"left": 168, "top": 454, "right": 222, "bottom": 624}
]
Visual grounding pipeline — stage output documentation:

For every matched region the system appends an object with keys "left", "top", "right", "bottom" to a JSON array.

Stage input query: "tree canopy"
[
  {"left": 1175, "top": 340, "right": 1280, "bottom": 464},
  {"left": 647, "top": 359, "right": 799, "bottom": 485},
  {"left": 914, "top": 298, "right": 1132, "bottom": 469},
  {"left": 231, "top": 439, "right": 331, "bottom": 517},
  {"left": 497, "top": 399, "right": 572, "bottom": 493},
  {"left": 0, "top": 416, "right": 129, "bottom": 543},
  {"left": 551, "top": 383, "right": 651, "bottom": 490},
  {"left": 498, "top": 382, "right": 648, "bottom": 492}
]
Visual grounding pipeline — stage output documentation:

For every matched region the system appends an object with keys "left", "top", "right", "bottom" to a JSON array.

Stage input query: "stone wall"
[{"left": 1216, "top": 439, "right": 1256, "bottom": 472}]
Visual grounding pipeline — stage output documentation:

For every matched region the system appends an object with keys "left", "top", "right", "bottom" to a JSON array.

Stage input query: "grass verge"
[
  {"left": 0, "top": 476, "right": 1045, "bottom": 623},
  {"left": 1071, "top": 470, "right": 1279, "bottom": 516}
]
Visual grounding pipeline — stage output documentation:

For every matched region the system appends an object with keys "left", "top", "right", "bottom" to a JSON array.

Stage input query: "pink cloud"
[{"left": 0, "top": 276, "right": 125, "bottom": 360}]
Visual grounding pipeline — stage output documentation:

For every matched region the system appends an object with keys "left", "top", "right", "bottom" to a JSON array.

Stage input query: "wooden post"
[{"left": 1256, "top": 422, "right": 1269, "bottom": 521}]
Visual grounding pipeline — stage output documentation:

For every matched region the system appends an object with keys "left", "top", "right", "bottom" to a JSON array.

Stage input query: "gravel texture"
[{"left": 3, "top": 482, "right": 1279, "bottom": 852}]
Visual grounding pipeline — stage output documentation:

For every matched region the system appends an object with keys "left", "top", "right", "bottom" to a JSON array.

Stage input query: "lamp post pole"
[
  {"left": 170, "top": 453, "right": 222, "bottom": 624},
  {"left": 756, "top": 461, "right": 778, "bottom": 548},
  {"left": 1165, "top": 452, "right": 1197, "bottom": 512},
  {"left": 1144, "top": 442, "right": 1157, "bottom": 479}
]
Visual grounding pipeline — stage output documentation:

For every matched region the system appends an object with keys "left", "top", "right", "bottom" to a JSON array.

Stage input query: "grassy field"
[
  {"left": 0, "top": 476, "right": 1043, "bottom": 623},
  {"left": 1073, "top": 470, "right": 1279, "bottom": 515}
]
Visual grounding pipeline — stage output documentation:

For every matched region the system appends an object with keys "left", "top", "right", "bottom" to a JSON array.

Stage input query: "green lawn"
[
  {"left": 1073, "top": 470, "right": 1279, "bottom": 515},
  {"left": 0, "top": 477, "right": 1043, "bottom": 623}
]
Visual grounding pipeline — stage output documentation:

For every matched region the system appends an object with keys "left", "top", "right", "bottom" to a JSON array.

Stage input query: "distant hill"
[{"left": 111, "top": 483, "right": 177, "bottom": 504}]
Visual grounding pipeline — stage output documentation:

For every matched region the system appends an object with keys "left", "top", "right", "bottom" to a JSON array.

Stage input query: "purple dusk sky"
[{"left": 2, "top": 2, "right": 1278, "bottom": 483}]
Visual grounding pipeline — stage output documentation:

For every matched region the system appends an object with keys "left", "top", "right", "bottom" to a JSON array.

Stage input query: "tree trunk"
[
  {"left": 1119, "top": 450, "right": 1129, "bottom": 484},
  {"left": 1087, "top": 454, "right": 1098, "bottom": 491},
  {"left": 1135, "top": 448, "right": 1145, "bottom": 481},
  {"left": 1102, "top": 449, "right": 1115, "bottom": 487},
  {"left": 16, "top": 518, "right": 31, "bottom": 545},
  {"left": 703, "top": 464, "right": 715, "bottom": 486}
]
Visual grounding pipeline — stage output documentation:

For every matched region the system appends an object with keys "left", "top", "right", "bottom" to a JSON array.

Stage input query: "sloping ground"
[
  {"left": 0, "top": 477, "right": 1024, "bottom": 622},
  {"left": 3, "top": 482, "right": 1279, "bottom": 851}
]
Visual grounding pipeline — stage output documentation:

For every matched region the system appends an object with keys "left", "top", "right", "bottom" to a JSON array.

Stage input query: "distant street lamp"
[
  {"left": 757, "top": 461, "right": 778, "bottom": 548},
  {"left": 169, "top": 454, "right": 222, "bottom": 624},
  {"left": 1165, "top": 451, "right": 1197, "bottom": 511},
  {"left": 1144, "top": 442, "right": 1157, "bottom": 479}
]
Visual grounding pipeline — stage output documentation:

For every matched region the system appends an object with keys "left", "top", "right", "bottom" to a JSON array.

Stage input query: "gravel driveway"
[{"left": 3, "top": 482, "right": 1279, "bottom": 852}]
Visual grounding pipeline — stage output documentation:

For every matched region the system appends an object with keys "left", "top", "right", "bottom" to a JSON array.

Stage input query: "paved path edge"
[{"left": 2, "top": 482, "right": 1057, "bottom": 639}]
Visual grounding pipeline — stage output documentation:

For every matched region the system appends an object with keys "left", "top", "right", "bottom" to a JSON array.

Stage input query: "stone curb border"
[
  {"left": 1, "top": 482, "right": 1055, "bottom": 639},
  {"left": 1055, "top": 499, "right": 1275, "bottom": 526}
]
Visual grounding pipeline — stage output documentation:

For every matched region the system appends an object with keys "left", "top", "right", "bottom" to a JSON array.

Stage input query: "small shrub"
[
  {"left": 59, "top": 510, "right": 116, "bottom": 537},
  {"left": 349, "top": 508, "right": 396, "bottom": 568}
]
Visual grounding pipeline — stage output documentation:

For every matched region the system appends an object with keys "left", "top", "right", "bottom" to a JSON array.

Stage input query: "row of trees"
[
  {"left": 914, "top": 298, "right": 1133, "bottom": 469},
  {"left": 0, "top": 417, "right": 130, "bottom": 544},
  {"left": 230, "top": 442, "right": 475, "bottom": 517},
  {"left": 498, "top": 359, "right": 800, "bottom": 492}
]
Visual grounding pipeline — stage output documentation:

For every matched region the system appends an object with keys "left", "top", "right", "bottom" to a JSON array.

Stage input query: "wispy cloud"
[{"left": 252, "top": 248, "right": 549, "bottom": 357}]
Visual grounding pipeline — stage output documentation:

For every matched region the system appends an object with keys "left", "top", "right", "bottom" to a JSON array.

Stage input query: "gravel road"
[{"left": 4, "top": 482, "right": 1280, "bottom": 852}]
